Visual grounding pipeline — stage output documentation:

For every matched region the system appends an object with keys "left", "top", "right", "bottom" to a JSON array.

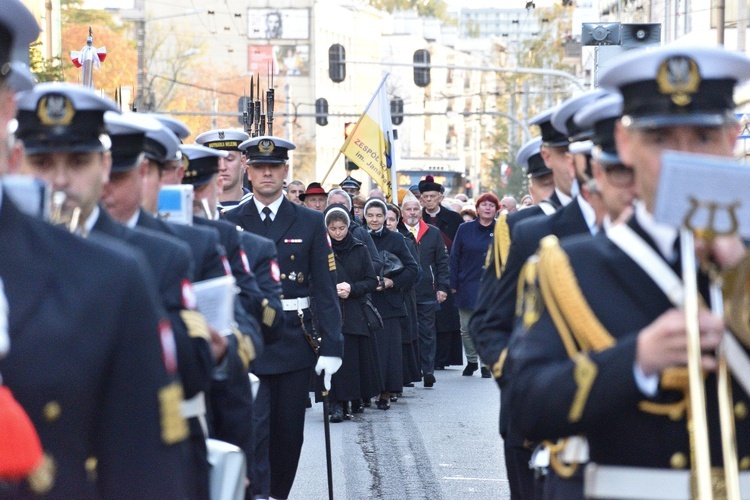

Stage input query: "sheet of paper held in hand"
[
  {"left": 654, "top": 149, "right": 750, "bottom": 398},
  {"left": 192, "top": 275, "right": 236, "bottom": 336},
  {"left": 654, "top": 151, "right": 750, "bottom": 239}
]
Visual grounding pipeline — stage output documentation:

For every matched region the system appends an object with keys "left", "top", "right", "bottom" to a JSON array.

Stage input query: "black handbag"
[
  {"left": 380, "top": 250, "right": 404, "bottom": 278},
  {"left": 362, "top": 295, "right": 383, "bottom": 329}
]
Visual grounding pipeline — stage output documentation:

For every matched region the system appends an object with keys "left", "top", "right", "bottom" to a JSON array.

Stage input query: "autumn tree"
[
  {"left": 49, "top": 0, "right": 138, "bottom": 101},
  {"left": 484, "top": 4, "right": 580, "bottom": 197}
]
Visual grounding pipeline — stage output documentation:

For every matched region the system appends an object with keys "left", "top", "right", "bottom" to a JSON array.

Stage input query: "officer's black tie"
[{"left": 262, "top": 206, "right": 273, "bottom": 229}]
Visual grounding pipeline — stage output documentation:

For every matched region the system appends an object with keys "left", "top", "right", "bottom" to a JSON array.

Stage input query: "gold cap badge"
[
  {"left": 258, "top": 139, "right": 275, "bottom": 153},
  {"left": 656, "top": 56, "right": 701, "bottom": 107},
  {"left": 37, "top": 94, "right": 75, "bottom": 126}
]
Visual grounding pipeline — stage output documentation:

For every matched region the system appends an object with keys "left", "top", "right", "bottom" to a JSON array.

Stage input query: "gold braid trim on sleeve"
[
  {"left": 232, "top": 328, "right": 256, "bottom": 370},
  {"left": 180, "top": 310, "right": 211, "bottom": 341},
  {"left": 493, "top": 214, "right": 511, "bottom": 279}
]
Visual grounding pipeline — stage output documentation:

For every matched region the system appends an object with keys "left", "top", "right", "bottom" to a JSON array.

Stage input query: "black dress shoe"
[
  {"left": 404, "top": 382, "right": 415, "bottom": 388},
  {"left": 424, "top": 373, "right": 436, "bottom": 388},
  {"left": 342, "top": 401, "right": 352, "bottom": 420},
  {"left": 329, "top": 402, "right": 344, "bottom": 423},
  {"left": 480, "top": 367, "right": 492, "bottom": 379},
  {"left": 363, "top": 399, "right": 372, "bottom": 408},
  {"left": 351, "top": 400, "right": 365, "bottom": 414},
  {"left": 462, "top": 362, "right": 479, "bottom": 376},
  {"left": 376, "top": 398, "right": 390, "bottom": 410},
  {"left": 390, "top": 394, "right": 398, "bottom": 402}
]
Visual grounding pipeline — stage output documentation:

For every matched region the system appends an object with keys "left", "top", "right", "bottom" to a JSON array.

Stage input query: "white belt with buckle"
[
  {"left": 281, "top": 297, "right": 310, "bottom": 311},
  {"left": 584, "top": 463, "right": 750, "bottom": 499}
]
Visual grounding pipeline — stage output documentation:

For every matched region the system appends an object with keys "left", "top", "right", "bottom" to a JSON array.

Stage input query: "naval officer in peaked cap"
[
  {"left": 6, "top": 80, "right": 191, "bottom": 495},
  {"left": 508, "top": 44, "right": 750, "bottom": 499},
  {"left": 339, "top": 175, "right": 362, "bottom": 196},
  {"left": 196, "top": 128, "right": 252, "bottom": 208},
  {"left": 225, "top": 136, "right": 344, "bottom": 500}
]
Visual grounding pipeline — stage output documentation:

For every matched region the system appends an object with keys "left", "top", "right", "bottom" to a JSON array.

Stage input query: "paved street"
[{"left": 290, "top": 366, "right": 509, "bottom": 499}]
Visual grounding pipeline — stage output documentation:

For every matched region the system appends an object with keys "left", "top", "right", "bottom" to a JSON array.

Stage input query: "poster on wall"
[
  {"left": 248, "top": 45, "right": 309, "bottom": 77},
  {"left": 247, "top": 9, "right": 310, "bottom": 40}
]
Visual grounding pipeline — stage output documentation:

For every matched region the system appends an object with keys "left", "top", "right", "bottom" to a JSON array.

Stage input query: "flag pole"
[
  {"left": 389, "top": 131, "right": 398, "bottom": 204},
  {"left": 321, "top": 73, "right": 390, "bottom": 185}
]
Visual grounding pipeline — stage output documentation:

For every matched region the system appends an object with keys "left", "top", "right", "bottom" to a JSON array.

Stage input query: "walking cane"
[{"left": 321, "top": 376, "right": 334, "bottom": 500}]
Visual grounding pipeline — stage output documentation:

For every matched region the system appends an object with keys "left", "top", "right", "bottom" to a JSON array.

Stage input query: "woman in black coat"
[
  {"left": 363, "top": 198, "right": 419, "bottom": 409},
  {"left": 324, "top": 205, "right": 380, "bottom": 422}
]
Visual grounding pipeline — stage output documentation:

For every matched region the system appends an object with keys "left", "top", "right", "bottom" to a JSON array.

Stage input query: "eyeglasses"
[{"left": 603, "top": 163, "right": 635, "bottom": 188}]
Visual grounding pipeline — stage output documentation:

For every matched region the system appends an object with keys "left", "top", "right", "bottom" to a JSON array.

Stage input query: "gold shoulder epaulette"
[
  {"left": 537, "top": 235, "right": 615, "bottom": 355},
  {"left": 492, "top": 214, "right": 511, "bottom": 279},
  {"left": 536, "top": 235, "right": 614, "bottom": 424}
]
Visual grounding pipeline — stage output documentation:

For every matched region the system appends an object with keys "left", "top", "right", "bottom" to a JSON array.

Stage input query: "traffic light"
[
  {"left": 328, "top": 44, "right": 346, "bottom": 83},
  {"left": 344, "top": 122, "right": 358, "bottom": 170},
  {"left": 315, "top": 98, "right": 328, "bottom": 126},
  {"left": 413, "top": 49, "right": 431, "bottom": 88},
  {"left": 390, "top": 98, "right": 404, "bottom": 126}
]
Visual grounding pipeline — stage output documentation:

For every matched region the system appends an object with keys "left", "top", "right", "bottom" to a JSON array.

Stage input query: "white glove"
[{"left": 315, "top": 356, "right": 343, "bottom": 391}]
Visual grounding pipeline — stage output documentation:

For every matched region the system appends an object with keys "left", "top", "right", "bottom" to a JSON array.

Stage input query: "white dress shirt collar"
[
  {"left": 253, "top": 194, "right": 284, "bottom": 221},
  {"left": 634, "top": 200, "right": 678, "bottom": 261}
]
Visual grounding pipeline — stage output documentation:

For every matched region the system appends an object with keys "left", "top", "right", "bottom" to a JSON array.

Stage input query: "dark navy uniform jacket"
[
  {"left": 0, "top": 197, "right": 188, "bottom": 498},
  {"left": 137, "top": 210, "right": 226, "bottom": 282},
  {"left": 473, "top": 197, "right": 589, "bottom": 377},
  {"left": 194, "top": 217, "right": 266, "bottom": 325},
  {"left": 136, "top": 209, "right": 259, "bottom": 466},
  {"left": 507, "top": 216, "right": 750, "bottom": 469},
  {"left": 238, "top": 230, "right": 284, "bottom": 343},
  {"left": 225, "top": 196, "right": 344, "bottom": 374},
  {"left": 91, "top": 208, "right": 213, "bottom": 401},
  {"left": 471, "top": 197, "right": 589, "bottom": 442}
]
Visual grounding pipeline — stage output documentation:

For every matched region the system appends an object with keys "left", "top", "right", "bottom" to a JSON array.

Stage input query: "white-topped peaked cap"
[
  {"left": 105, "top": 112, "right": 164, "bottom": 171},
  {"left": 574, "top": 93, "right": 624, "bottom": 164},
  {"left": 15, "top": 83, "right": 120, "bottom": 154},
  {"left": 195, "top": 129, "right": 250, "bottom": 151},
  {"left": 599, "top": 44, "right": 750, "bottom": 128},
  {"left": 529, "top": 105, "right": 569, "bottom": 146},
  {"left": 516, "top": 137, "right": 552, "bottom": 178},
  {"left": 180, "top": 143, "right": 229, "bottom": 187},
  {"left": 147, "top": 113, "right": 191, "bottom": 140},
  {"left": 551, "top": 89, "right": 607, "bottom": 141},
  {"left": 239, "top": 136, "right": 296, "bottom": 164},
  {"left": 1, "top": 0, "right": 40, "bottom": 91}
]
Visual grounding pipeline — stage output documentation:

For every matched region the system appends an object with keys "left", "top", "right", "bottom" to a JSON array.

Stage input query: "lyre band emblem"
[{"left": 683, "top": 197, "right": 740, "bottom": 242}]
